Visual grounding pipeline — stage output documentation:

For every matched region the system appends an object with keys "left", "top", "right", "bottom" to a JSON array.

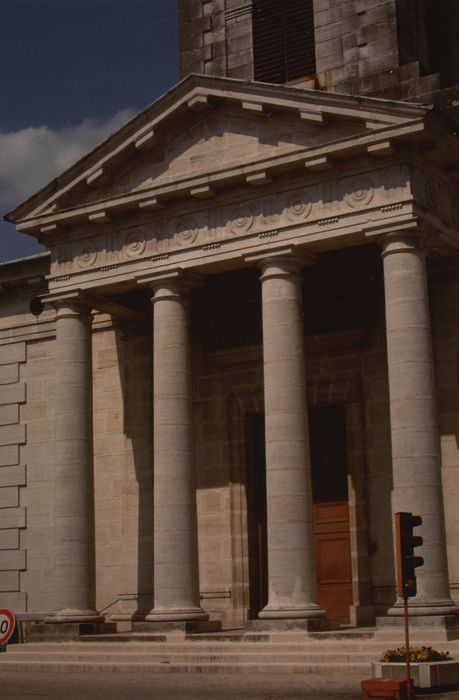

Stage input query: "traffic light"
[{"left": 395, "top": 512, "right": 424, "bottom": 598}]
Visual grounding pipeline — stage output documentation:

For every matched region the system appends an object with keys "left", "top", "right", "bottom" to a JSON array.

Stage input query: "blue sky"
[{"left": 0, "top": 0, "right": 178, "bottom": 262}]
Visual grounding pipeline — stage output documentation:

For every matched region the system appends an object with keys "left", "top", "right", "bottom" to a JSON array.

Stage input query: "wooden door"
[
  {"left": 314, "top": 501, "right": 352, "bottom": 622},
  {"left": 309, "top": 405, "right": 353, "bottom": 623}
]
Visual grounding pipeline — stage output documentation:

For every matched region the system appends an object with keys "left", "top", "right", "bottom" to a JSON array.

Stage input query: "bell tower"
[{"left": 178, "top": 0, "right": 459, "bottom": 120}]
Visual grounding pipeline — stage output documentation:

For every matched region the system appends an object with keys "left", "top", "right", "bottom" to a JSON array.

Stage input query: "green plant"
[{"left": 381, "top": 646, "right": 452, "bottom": 663}]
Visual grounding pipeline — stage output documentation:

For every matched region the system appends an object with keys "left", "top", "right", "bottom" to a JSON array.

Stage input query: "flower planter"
[{"left": 372, "top": 660, "right": 459, "bottom": 688}]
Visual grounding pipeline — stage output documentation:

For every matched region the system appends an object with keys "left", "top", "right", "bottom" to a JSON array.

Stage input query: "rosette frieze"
[{"left": 46, "top": 164, "right": 417, "bottom": 294}]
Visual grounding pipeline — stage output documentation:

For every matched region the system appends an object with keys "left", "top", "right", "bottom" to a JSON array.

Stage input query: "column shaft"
[
  {"left": 258, "top": 256, "right": 325, "bottom": 620},
  {"left": 146, "top": 280, "right": 207, "bottom": 621},
  {"left": 382, "top": 233, "right": 455, "bottom": 615},
  {"left": 48, "top": 301, "right": 100, "bottom": 622}
]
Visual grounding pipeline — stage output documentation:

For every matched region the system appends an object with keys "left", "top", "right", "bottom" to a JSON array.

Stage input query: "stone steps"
[
  {"left": 0, "top": 657, "right": 372, "bottom": 675},
  {"left": 1, "top": 648, "right": 377, "bottom": 663},
  {"left": 6, "top": 641, "right": 390, "bottom": 653},
  {"left": 2, "top": 634, "right": 456, "bottom": 674},
  {"left": 0, "top": 638, "right": 384, "bottom": 673}
]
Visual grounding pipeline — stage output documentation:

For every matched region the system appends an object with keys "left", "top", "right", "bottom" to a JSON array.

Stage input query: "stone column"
[
  {"left": 146, "top": 277, "right": 208, "bottom": 622},
  {"left": 257, "top": 254, "right": 325, "bottom": 620},
  {"left": 47, "top": 299, "right": 101, "bottom": 622},
  {"left": 381, "top": 233, "right": 456, "bottom": 616}
]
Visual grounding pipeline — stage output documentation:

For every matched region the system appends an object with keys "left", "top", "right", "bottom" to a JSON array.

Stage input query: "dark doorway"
[
  {"left": 309, "top": 405, "right": 353, "bottom": 624},
  {"left": 245, "top": 413, "right": 268, "bottom": 618},
  {"left": 244, "top": 405, "right": 353, "bottom": 623}
]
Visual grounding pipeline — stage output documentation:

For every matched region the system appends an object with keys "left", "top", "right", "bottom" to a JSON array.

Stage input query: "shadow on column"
[{"left": 115, "top": 311, "right": 154, "bottom": 621}]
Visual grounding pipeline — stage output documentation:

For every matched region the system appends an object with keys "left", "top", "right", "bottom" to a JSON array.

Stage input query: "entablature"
[{"left": 43, "top": 162, "right": 420, "bottom": 297}]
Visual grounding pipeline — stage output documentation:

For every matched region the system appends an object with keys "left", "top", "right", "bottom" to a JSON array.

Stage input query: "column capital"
[
  {"left": 378, "top": 231, "right": 426, "bottom": 258},
  {"left": 47, "top": 294, "right": 92, "bottom": 319},
  {"left": 245, "top": 245, "right": 316, "bottom": 277},
  {"left": 137, "top": 269, "right": 202, "bottom": 300}
]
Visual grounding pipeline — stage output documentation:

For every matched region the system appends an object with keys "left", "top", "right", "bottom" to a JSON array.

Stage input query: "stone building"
[{"left": 0, "top": 0, "right": 458, "bottom": 635}]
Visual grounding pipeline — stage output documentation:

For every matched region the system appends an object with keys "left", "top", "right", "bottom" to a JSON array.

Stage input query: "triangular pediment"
[
  {"left": 60, "top": 109, "right": 379, "bottom": 209},
  {"left": 6, "top": 74, "right": 430, "bottom": 236}
]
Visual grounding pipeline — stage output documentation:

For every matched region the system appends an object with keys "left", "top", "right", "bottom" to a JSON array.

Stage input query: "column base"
[
  {"left": 45, "top": 609, "right": 104, "bottom": 624},
  {"left": 132, "top": 620, "right": 221, "bottom": 635},
  {"left": 387, "top": 599, "right": 459, "bottom": 617},
  {"left": 246, "top": 617, "right": 338, "bottom": 635},
  {"left": 258, "top": 603, "right": 327, "bottom": 620},
  {"left": 375, "top": 614, "right": 459, "bottom": 643},
  {"left": 145, "top": 608, "right": 209, "bottom": 623},
  {"left": 110, "top": 612, "right": 151, "bottom": 622}
]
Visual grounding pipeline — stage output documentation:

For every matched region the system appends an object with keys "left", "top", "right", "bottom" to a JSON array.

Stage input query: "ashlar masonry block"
[
  {"left": 0, "top": 486, "right": 19, "bottom": 508},
  {"left": 0, "top": 445, "right": 19, "bottom": 467},
  {"left": 0, "top": 423, "right": 25, "bottom": 447},
  {"left": 0, "top": 506, "right": 26, "bottom": 530},
  {"left": 0, "top": 343, "right": 26, "bottom": 366},
  {"left": 0, "top": 364, "right": 19, "bottom": 385},
  {"left": 0, "top": 591, "right": 26, "bottom": 611},
  {"left": 0, "top": 548, "right": 26, "bottom": 571},
  {"left": 0, "top": 529, "right": 19, "bottom": 549},
  {"left": 0, "top": 404, "right": 19, "bottom": 426},
  {"left": 0, "top": 382, "right": 26, "bottom": 405},
  {"left": 0, "top": 570, "right": 19, "bottom": 591}
]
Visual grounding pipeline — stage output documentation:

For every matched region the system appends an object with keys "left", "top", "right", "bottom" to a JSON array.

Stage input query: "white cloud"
[{"left": 0, "top": 108, "right": 136, "bottom": 212}]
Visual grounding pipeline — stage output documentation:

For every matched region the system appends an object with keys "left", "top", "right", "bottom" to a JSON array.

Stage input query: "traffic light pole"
[
  {"left": 395, "top": 512, "right": 423, "bottom": 700},
  {"left": 403, "top": 595, "right": 413, "bottom": 700}
]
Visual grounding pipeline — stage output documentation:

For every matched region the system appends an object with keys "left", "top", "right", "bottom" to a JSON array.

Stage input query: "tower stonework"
[{"left": 179, "top": 0, "right": 459, "bottom": 119}]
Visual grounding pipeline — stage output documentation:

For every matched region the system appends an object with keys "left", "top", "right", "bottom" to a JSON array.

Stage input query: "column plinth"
[
  {"left": 381, "top": 233, "right": 457, "bottom": 617},
  {"left": 145, "top": 279, "right": 207, "bottom": 623},
  {"left": 257, "top": 255, "right": 326, "bottom": 621},
  {"left": 46, "top": 300, "right": 101, "bottom": 623}
]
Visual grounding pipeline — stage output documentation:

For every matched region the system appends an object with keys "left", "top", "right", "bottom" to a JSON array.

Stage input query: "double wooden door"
[{"left": 245, "top": 405, "right": 353, "bottom": 623}]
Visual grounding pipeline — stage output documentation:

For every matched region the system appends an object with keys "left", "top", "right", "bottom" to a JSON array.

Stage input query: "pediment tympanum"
[
  {"left": 4, "top": 75, "right": 458, "bottom": 296},
  {"left": 70, "top": 109, "right": 370, "bottom": 208}
]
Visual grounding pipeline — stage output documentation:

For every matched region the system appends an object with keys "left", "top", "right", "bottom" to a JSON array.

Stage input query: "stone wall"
[
  {"left": 95, "top": 321, "right": 154, "bottom": 620},
  {"left": 0, "top": 340, "right": 27, "bottom": 611},
  {"left": 179, "top": 0, "right": 253, "bottom": 80},
  {"left": 0, "top": 265, "right": 54, "bottom": 614},
  {"left": 177, "top": 0, "right": 443, "bottom": 99},
  {"left": 431, "top": 261, "right": 459, "bottom": 605},
  {"left": 92, "top": 318, "right": 126, "bottom": 616}
]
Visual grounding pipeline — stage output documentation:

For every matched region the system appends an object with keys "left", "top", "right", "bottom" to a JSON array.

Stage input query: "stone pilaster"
[
  {"left": 146, "top": 276, "right": 208, "bottom": 622},
  {"left": 46, "top": 299, "right": 100, "bottom": 622},
  {"left": 256, "top": 253, "right": 325, "bottom": 621},
  {"left": 381, "top": 233, "right": 456, "bottom": 616}
]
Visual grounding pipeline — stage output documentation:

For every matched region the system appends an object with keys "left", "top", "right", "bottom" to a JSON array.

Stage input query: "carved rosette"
[
  {"left": 175, "top": 218, "right": 199, "bottom": 246},
  {"left": 285, "top": 191, "right": 312, "bottom": 222},
  {"left": 124, "top": 230, "right": 147, "bottom": 258},
  {"left": 425, "top": 180, "right": 439, "bottom": 210},
  {"left": 229, "top": 206, "right": 254, "bottom": 235},
  {"left": 343, "top": 177, "right": 374, "bottom": 208},
  {"left": 74, "top": 240, "right": 97, "bottom": 269}
]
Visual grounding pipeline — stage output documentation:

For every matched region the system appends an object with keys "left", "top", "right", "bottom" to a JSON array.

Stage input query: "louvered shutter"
[{"left": 252, "top": 0, "right": 316, "bottom": 84}]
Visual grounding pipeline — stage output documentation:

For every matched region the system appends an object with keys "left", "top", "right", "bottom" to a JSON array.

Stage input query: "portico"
[{"left": 3, "top": 75, "right": 459, "bottom": 634}]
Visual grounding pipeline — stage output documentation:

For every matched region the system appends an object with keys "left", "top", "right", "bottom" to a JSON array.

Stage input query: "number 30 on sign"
[{"left": 0, "top": 609, "right": 16, "bottom": 646}]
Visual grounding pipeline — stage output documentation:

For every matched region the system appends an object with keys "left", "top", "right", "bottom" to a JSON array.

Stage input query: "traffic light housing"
[{"left": 395, "top": 512, "right": 424, "bottom": 598}]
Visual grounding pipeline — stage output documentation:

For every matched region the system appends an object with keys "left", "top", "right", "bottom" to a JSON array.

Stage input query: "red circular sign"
[{"left": 0, "top": 609, "right": 15, "bottom": 646}]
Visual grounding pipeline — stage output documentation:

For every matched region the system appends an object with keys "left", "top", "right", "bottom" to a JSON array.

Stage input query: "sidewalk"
[{"left": 1, "top": 669, "right": 459, "bottom": 700}]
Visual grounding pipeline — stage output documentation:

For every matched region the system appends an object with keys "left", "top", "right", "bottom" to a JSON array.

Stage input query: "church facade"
[{"left": 1, "top": 1, "right": 459, "bottom": 633}]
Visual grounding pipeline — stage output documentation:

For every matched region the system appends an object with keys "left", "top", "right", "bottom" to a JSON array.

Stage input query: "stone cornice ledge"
[
  {"left": 15, "top": 120, "right": 426, "bottom": 237},
  {"left": 244, "top": 244, "right": 316, "bottom": 267}
]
